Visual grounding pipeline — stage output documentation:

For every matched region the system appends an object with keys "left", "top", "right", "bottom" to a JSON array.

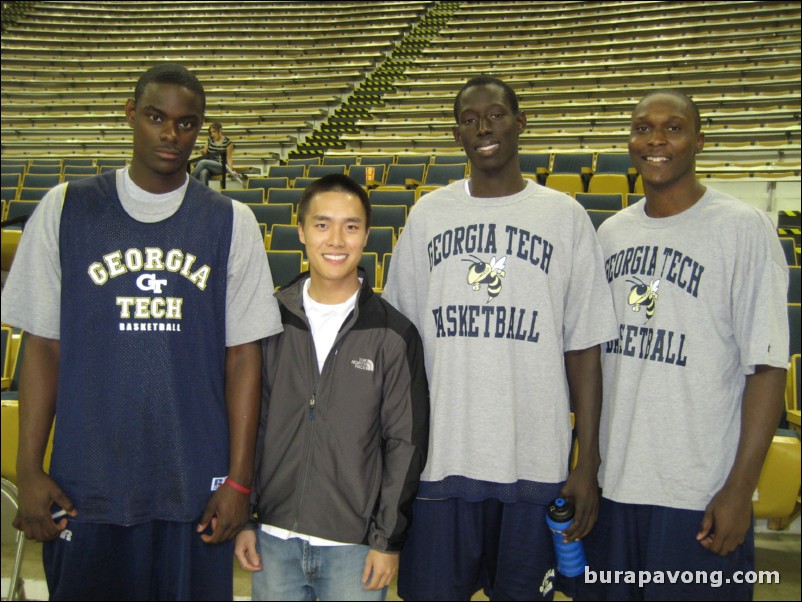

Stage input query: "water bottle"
[{"left": 546, "top": 497, "right": 587, "bottom": 577}]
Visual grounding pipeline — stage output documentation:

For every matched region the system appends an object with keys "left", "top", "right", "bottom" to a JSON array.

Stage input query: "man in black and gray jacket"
[{"left": 234, "top": 174, "right": 429, "bottom": 601}]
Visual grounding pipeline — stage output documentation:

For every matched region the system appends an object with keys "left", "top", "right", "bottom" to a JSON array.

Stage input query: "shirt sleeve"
[
  {"left": 1, "top": 184, "right": 67, "bottom": 339},
  {"left": 225, "top": 201, "right": 283, "bottom": 346},
  {"left": 563, "top": 204, "right": 618, "bottom": 351},
  {"left": 732, "top": 210, "right": 789, "bottom": 373},
  {"left": 382, "top": 207, "right": 427, "bottom": 334}
]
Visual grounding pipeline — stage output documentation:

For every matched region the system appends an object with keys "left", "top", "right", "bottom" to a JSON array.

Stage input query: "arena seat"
[
  {"left": 586, "top": 209, "right": 617, "bottom": 231},
  {"left": 381, "top": 253, "right": 393, "bottom": 289},
  {"left": 287, "top": 157, "right": 321, "bottom": 168},
  {"left": 545, "top": 173, "right": 584, "bottom": 197},
  {"left": 0, "top": 326, "right": 11, "bottom": 390},
  {"left": 22, "top": 173, "right": 59, "bottom": 188},
  {"left": 269, "top": 165, "right": 306, "bottom": 184},
  {"left": 322, "top": 155, "right": 359, "bottom": 167},
  {"left": 396, "top": 154, "right": 431, "bottom": 165},
  {"left": 269, "top": 224, "right": 306, "bottom": 256},
  {"left": 225, "top": 189, "right": 265, "bottom": 204},
  {"left": 1, "top": 174, "right": 21, "bottom": 190},
  {"left": 788, "top": 266, "right": 801, "bottom": 304},
  {"left": 433, "top": 154, "right": 468, "bottom": 165},
  {"left": 364, "top": 226, "right": 395, "bottom": 259},
  {"left": 382, "top": 164, "right": 425, "bottom": 189},
  {"left": 788, "top": 304, "right": 801, "bottom": 357},
  {"left": 248, "top": 177, "right": 290, "bottom": 196},
  {"left": 266, "top": 250, "right": 304, "bottom": 290},
  {"left": 246, "top": 204, "right": 295, "bottom": 234},
  {"left": 356, "top": 155, "right": 395, "bottom": 169},
  {"left": 369, "top": 189, "right": 415, "bottom": 210},
  {"left": 25, "top": 165, "right": 61, "bottom": 175},
  {"left": 291, "top": 177, "right": 318, "bottom": 189},
  {"left": 575, "top": 193, "right": 625, "bottom": 212},
  {"left": 423, "top": 163, "right": 466, "bottom": 186},
  {"left": 588, "top": 173, "right": 630, "bottom": 196},
  {"left": 779, "top": 237, "right": 797, "bottom": 265},
  {"left": 348, "top": 164, "right": 386, "bottom": 188},
  {"left": 268, "top": 188, "right": 304, "bottom": 212},
  {"left": 370, "top": 205, "right": 407, "bottom": 236},
  {"left": 308, "top": 164, "right": 346, "bottom": 178},
  {"left": 753, "top": 435, "right": 801, "bottom": 520},
  {"left": 359, "top": 252, "right": 379, "bottom": 289},
  {"left": 63, "top": 166, "right": 99, "bottom": 177},
  {"left": 595, "top": 153, "right": 634, "bottom": 174}
]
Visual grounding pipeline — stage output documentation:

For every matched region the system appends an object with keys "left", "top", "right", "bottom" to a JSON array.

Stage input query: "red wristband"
[{"left": 224, "top": 477, "right": 253, "bottom": 495}]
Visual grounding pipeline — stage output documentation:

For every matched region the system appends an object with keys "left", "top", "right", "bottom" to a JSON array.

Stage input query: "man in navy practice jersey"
[{"left": 1, "top": 63, "right": 282, "bottom": 600}]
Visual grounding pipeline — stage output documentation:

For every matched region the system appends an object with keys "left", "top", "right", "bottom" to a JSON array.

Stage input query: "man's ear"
[
  {"left": 125, "top": 98, "right": 136, "bottom": 127},
  {"left": 695, "top": 131, "right": 705, "bottom": 153}
]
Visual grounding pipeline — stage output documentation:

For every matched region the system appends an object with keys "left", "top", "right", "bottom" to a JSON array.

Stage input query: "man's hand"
[
  {"left": 559, "top": 463, "right": 599, "bottom": 541},
  {"left": 197, "top": 482, "right": 249, "bottom": 544},
  {"left": 13, "top": 471, "right": 76, "bottom": 542},
  {"left": 234, "top": 529, "right": 262, "bottom": 571},
  {"left": 361, "top": 550, "right": 399, "bottom": 591},
  {"left": 697, "top": 485, "right": 752, "bottom": 556}
]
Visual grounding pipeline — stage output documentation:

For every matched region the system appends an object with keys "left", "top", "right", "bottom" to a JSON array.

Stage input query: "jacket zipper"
[{"left": 288, "top": 297, "right": 358, "bottom": 533}]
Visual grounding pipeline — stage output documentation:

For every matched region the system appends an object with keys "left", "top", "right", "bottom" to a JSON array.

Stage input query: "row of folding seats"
[{"left": 252, "top": 163, "right": 468, "bottom": 191}]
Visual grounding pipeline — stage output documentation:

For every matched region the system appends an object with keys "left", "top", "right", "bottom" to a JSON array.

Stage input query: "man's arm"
[
  {"left": 697, "top": 365, "right": 786, "bottom": 556},
  {"left": 13, "top": 334, "right": 77, "bottom": 541},
  {"left": 561, "top": 344, "right": 603, "bottom": 541},
  {"left": 363, "top": 324, "right": 429, "bottom": 586},
  {"left": 198, "top": 340, "right": 262, "bottom": 543}
]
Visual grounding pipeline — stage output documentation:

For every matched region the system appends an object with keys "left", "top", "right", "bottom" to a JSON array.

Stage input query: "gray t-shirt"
[
  {"left": 1, "top": 168, "right": 282, "bottom": 345},
  {"left": 597, "top": 187, "right": 789, "bottom": 510},
  {"left": 384, "top": 179, "right": 617, "bottom": 491}
]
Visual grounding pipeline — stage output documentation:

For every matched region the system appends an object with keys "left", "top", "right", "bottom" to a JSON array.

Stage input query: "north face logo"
[{"left": 351, "top": 358, "right": 374, "bottom": 372}]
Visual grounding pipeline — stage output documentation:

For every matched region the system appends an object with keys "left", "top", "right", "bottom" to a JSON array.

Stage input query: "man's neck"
[
  {"left": 306, "top": 276, "right": 361, "bottom": 305},
  {"left": 643, "top": 180, "right": 707, "bottom": 218},
  {"left": 468, "top": 166, "right": 526, "bottom": 198}
]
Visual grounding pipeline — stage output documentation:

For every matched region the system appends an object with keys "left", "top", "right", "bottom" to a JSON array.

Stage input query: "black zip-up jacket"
[{"left": 251, "top": 272, "right": 429, "bottom": 551}]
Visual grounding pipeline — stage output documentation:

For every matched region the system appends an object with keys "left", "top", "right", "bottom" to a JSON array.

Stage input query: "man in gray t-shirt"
[
  {"left": 577, "top": 90, "right": 788, "bottom": 601},
  {"left": 384, "top": 75, "right": 617, "bottom": 601}
]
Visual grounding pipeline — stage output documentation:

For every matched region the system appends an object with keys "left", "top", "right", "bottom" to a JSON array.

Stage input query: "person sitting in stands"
[{"left": 191, "top": 122, "right": 240, "bottom": 185}]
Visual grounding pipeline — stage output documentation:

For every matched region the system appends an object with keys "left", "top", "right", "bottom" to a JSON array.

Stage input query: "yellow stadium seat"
[
  {"left": 545, "top": 173, "right": 584, "bottom": 196},
  {"left": 753, "top": 435, "right": 801, "bottom": 521}
]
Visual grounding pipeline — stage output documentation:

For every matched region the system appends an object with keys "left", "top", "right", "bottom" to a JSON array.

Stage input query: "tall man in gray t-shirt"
[{"left": 384, "top": 75, "right": 617, "bottom": 600}]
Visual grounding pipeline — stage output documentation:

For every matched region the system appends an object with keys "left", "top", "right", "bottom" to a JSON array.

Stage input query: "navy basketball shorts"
[
  {"left": 574, "top": 497, "right": 755, "bottom": 601},
  {"left": 43, "top": 519, "right": 234, "bottom": 601},
  {"left": 397, "top": 497, "right": 557, "bottom": 601}
]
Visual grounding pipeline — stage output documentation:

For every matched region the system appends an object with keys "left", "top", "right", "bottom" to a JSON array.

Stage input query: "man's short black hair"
[
  {"left": 298, "top": 174, "right": 371, "bottom": 228},
  {"left": 133, "top": 63, "right": 206, "bottom": 114},
  {"left": 453, "top": 75, "right": 520, "bottom": 123},
  {"left": 634, "top": 89, "right": 702, "bottom": 132}
]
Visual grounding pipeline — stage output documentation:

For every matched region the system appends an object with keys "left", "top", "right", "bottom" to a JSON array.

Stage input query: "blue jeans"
[
  {"left": 191, "top": 159, "right": 223, "bottom": 185},
  {"left": 252, "top": 530, "right": 386, "bottom": 601}
]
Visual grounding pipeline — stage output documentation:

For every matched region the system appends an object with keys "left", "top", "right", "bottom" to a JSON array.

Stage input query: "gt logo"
[{"left": 136, "top": 273, "right": 168, "bottom": 294}]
